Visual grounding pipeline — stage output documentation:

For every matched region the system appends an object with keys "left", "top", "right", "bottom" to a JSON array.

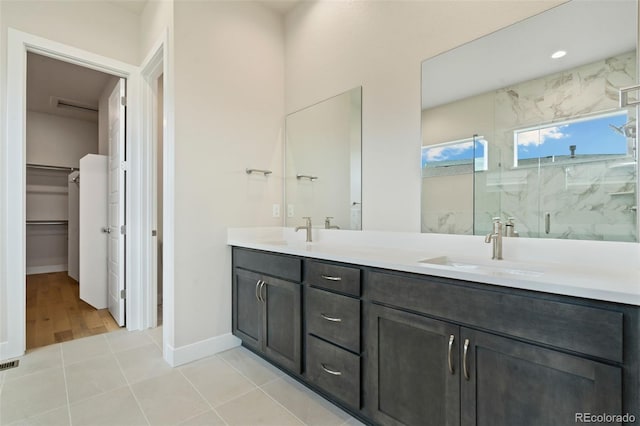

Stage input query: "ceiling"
[{"left": 27, "top": 52, "right": 115, "bottom": 122}]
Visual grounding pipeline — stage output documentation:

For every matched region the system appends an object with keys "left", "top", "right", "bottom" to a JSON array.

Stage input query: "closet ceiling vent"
[{"left": 50, "top": 96, "right": 98, "bottom": 113}]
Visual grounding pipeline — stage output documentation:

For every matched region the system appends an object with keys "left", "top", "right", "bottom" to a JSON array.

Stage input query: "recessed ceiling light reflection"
[{"left": 551, "top": 50, "right": 567, "bottom": 59}]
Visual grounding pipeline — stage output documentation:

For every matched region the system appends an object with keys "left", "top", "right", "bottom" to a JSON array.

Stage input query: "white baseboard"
[
  {"left": 164, "top": 333, "right": 241, "bottom": 367},
  {"left": 26, "top": 264, "right": 67, "bottom": 275}
]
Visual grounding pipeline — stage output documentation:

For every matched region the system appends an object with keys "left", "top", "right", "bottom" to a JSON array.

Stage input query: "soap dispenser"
[{"left": 504, "top": 217, "right": 519, "bottom": 237}]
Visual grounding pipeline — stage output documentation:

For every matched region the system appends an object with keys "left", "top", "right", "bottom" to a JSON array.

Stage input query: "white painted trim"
[
  {"left": 139, "top": 29, "right": 174, "bottom": 367},
  {"left": 140, "top": 33, "right": 165, "bottom": 330},
  {"left": 26, "top": 265, "right": 67, "bottom": 275},
  {"left": 2, "top": 29, "right": 143, "bottom": 361},
  {"left": 165, "top": 334, "right": 241, "bottom": 367}
]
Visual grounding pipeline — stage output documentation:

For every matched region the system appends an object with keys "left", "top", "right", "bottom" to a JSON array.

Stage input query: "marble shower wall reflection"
[{"left": 423, "top": 51, "right": 638, "bottom": 241}]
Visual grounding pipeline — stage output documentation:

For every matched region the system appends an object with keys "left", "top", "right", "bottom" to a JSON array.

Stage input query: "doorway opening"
[
  {"left": 154, "top": 73, "right": 164, "bottom": 326},
  {"left": 25, "top": 52, "right": 126, "bottom": 349}
]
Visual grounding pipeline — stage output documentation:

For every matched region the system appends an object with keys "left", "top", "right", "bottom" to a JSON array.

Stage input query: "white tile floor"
[{"left": 0, "top": 327, "right": 365, "bottom": 426}]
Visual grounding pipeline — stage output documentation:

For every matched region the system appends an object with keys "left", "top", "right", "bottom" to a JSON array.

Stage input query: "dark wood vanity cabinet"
[
  {"left": 304, "top": 260, "right": 362, "bottom": 410},
  {"left": 365, "top": 303, "right": 623, "bottom": 426},
  {"left": 232, "top": 248, "right": 302, "bottom": 373},
  {"left": 365, "top": 303, "right": 460, "bottom": 426},
  {"left": 231, "top": 247, "right": 639, "bottom": 426},
  {"left": 364, "top": 270, "right": 632, "bottom": 426}
]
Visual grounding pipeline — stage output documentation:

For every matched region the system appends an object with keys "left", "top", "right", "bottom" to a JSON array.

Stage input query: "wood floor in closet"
[{"left": 26, "top": 272, "right": 121, "bottom": 350}]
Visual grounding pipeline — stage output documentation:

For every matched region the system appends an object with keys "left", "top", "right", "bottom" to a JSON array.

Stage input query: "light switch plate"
[
  {"left": 287, "top": 204, "right": 295, "bottom": 217},
  {"left": 272, "top": 204, "right": 280, "bottom": 217}
]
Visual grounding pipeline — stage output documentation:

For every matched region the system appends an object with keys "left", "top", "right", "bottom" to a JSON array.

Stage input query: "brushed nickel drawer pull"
[
  {"left": 321, "top": 363, "right": 342, "bottom": 376},
  {"left": 463, "top": 338, "right": 470, "bottom": 381},
  {"left": 448, "top": 334, "right": 455, "bottom": 375},
  {"left": 321, "top": 275, "right": 342, "bottom": 281},
  {"left": 320, "top": 313, "right": 342, "bottom": 322},
  {"left": 255, "top": 280, "right": 262, "bottom": 302}
]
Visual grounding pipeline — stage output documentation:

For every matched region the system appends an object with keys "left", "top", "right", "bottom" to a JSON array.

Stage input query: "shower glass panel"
[{"left": 474, "top": 66, "right": 638, "bottom": 241}]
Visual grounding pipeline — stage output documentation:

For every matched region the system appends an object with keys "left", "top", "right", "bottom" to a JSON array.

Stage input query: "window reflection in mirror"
[
  {"left": 421, "top": 0, "right": 637, "bottom": 242},
  {"left": 285, "top": 87, "right": 362, "bottom": 230}
]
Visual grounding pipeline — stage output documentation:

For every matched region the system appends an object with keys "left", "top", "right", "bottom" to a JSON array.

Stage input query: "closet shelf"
[
  {"left": 26, "top": 185, "right": 69, "bottom": 194},
  {"left": 26, "top": 220, "right": 68, "bottom": 226}
]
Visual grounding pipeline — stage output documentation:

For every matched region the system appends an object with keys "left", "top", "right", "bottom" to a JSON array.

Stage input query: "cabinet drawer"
[
  {"left": 306, "top": 287, "right": 360, "bottom": 353},
  {"left": 367, "top": 270, "right": 624, "bottom": 363},
  {"left": 305, "top": 260, "right": 360, "bottom": 296},
  {"left": 233, "top": 247, "right": 301, "bottom": 282},
  {"left": 306, "top": 335, "right": 360, "bottom": 409}
]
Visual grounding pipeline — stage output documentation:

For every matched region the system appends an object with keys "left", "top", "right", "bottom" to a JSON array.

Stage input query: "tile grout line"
[
  {"left": 176, "top": 369, "right": 230, "bottom": 426},
  {"left": 58, "top": 343, "right": 74, "bottom": 426},
  {"left": 106, "top": 333, "right": 152, "bottom": 426},
  {"left": 144, "top": 327, "right": 163, "bottom": 352},
  {"left": 218, "top": 350, "right": 355, "bottom": 426},
  {"left": 216, "top": 351, "right": 284, "bottom": 389},
  {"left": 215, "top": 353, "right": 309, "bottom": 425}
]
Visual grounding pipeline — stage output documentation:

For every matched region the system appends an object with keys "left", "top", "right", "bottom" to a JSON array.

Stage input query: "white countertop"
[{"left": 227, "top": 227, "right": 640, "bottom": 306}]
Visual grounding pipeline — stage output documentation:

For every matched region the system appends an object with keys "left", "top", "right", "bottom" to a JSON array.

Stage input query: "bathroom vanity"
[{"left": 229, "top": 228, "right": 640, "bottom": 426}]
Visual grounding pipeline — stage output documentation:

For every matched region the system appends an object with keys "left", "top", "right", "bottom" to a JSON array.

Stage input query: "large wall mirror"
[
  {"left": 421, "top": 0, "right": 638, "bottom": 242},
  {"left": 285, "top": 87, "right": 362, "bottom": 230}
]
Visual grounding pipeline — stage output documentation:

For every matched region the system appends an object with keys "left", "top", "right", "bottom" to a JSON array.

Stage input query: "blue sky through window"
[
  {"left": 515, "top": 113, "right": 629, "bottom": 164},
  {"left": 422, "top": 137, "right": 487, "bottom": 170}
]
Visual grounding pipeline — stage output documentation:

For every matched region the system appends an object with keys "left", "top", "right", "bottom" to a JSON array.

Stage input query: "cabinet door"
[
  {"left": 460, "top": 328, "right": 622, "bottom": 426},
  {"left": 365, "top": 303, "right": 460, "bottom": 426},
  {"left": 232, "top": 268, "right": 262, "bottom": 351},
  {"left": 262, "top": 275, "right": 302, "bottom": 373}
]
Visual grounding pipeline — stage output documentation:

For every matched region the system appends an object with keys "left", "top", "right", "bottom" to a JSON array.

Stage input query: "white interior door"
[{"left": 108, "top": 78, "right": 126, "bottom": 326}]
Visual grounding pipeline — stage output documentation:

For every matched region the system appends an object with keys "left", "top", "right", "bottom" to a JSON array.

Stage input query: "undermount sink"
[{"left": 419, "top": 256, "right": 544, "bottom": 278}]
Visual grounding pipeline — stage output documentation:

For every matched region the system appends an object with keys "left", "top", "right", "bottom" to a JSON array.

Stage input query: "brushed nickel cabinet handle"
[
  {"left": 321, "top": 275, "right": 342, "bottom": 281},
  {"left": 321, "top": 363, "right": 342, "bottom": 376},
  {"left": 320, "top": 313, "right": 342, "bottom": 322},
  {"left": 448, "top": 334, "right": 455, "bottom": 375},
  {"left": 255, "top": 280, "right": 262, "bottom": 302},
  {"left": 260, "top": 281, "right": 266, "bottom": 302},
  {"left": 463, "top": 338, "right": 470, "bottom": 381}
]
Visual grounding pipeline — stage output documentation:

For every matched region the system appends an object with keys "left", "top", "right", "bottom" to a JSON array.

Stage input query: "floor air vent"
[{"left": 0, "top": 360, "right": 19, "bottom": 371}]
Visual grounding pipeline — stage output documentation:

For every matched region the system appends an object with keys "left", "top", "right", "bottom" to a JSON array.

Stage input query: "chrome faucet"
[
  {"left": 324, "top": 217, "right": 340, "bottom": 230},
  {"left": 485, "top": 217, "right": 503, "bottom": 260},
  {"left": 295, "top": 216, "right": 313, "bottom": 242}
]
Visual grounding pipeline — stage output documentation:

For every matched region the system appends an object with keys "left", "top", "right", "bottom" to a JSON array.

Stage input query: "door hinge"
[
  {"left": 120, "top": 289, "right": 126, "bottom": 299},
  {"left": 121, "top": 96, "right": 127, "bottom": 106},
  {"left": 120, "top": 161, "right": 128, "bottom": 172},
  {"left": 120, "top": 225, "right": 126, "bottom": 235}
]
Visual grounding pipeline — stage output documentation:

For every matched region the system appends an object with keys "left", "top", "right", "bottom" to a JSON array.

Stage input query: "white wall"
[
  {"left": 27, "top": 111, "right": 98, "bottom": 167},
  {"left": 284, "top": 0, "right": 564, "bottom": 232},
  {"left": 0, "top": 0, "right": 140, "bottom": 349},
  {"left": 172, "top": 0, "right": 284, "bottom": 349}
]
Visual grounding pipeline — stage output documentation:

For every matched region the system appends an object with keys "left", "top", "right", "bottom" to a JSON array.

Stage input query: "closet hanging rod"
[
  {"left": 246, "top": 168, "right": 272, "bottom": 176},
  {"left": 26, "top": 220, "right": 68, "bottom": 226},
  {"left": 27, "top": 163, "right": 79, "bottom": 172}
]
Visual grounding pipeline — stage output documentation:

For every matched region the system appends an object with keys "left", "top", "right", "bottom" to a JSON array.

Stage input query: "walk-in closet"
[{"left": 25, "top": 52, "right": 121, "bottom": 349}]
